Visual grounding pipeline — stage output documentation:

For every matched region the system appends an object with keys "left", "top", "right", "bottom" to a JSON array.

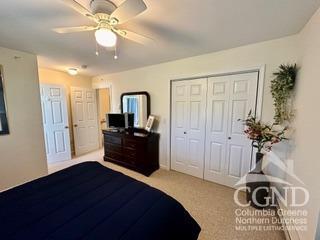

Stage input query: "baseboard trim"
[
  {"left": 160, "top": 164, "right": 169, "bottom": 170},
  {"left": 277, "top": 199, "right": 301, "bottom": 240}
]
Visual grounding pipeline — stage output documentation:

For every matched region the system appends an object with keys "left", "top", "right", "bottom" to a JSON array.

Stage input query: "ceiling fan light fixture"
[
  {"left": 95, "top": 28, "right": 117, "bottom": 47},
  {"left": 67, "top": 68, "right": 78, "bottom": 76}
]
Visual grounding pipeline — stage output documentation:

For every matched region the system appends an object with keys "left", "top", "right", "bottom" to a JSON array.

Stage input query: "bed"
[{"left": 0, "top": 162, "right": 201, "bottom": 240}]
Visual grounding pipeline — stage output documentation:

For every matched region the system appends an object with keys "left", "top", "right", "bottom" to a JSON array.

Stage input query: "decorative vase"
[
  {"left": 246, "top": 152, "right": 270, "bottom": 209},
  {"left": 253, "top": 152, "right": 264, "bottom": 173}
]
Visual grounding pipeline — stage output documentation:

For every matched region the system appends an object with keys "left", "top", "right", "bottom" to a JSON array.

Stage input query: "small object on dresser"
[{"left": 145, "top": 115, "right": 155, "bottom": 132}]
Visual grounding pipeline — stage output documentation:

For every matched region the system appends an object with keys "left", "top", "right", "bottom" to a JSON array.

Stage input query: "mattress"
[{"left": 0, "top": 162, "right": 201, "bottom": 240}]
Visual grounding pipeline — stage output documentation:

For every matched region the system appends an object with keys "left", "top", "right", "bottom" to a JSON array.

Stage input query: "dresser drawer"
[
  {"left": 123, "top": 138, "right": 144, "bottom": 149},
  {"left": 105, "top": 151, "right": 123, "bottom": 161},
  {"left": 125, "top": 156, "right": 136, "bottom": 165},
  {"left": 123, "top": 148, "right": 137, "bottom": 159},
  {"left": 105, "top": 143, "right": 122, "bottom": 154},
  {"left": 104, "top": 135, "right": 122, "bottom": 145}
]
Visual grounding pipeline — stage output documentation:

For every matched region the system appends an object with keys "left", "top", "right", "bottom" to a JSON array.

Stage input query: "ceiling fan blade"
[
  {"left": 110, "top": 0, "right": 147, "bottom": 24},
  {"left": 53, "top": 26, "right": 97, "bottom": 33},
  {"left": 115, "top": 29, "right": 154, "bottom": 45},
  {"left": 61, "top": 0, "right": 97, "bottom": 22}
]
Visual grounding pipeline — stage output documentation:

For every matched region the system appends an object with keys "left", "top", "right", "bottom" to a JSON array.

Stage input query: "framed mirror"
[
  {"left": 121, "top": 91, "right": 150, "bottom": 128},
  {"left": 0, "top": 67, "right": 9, "bottom": 135}
]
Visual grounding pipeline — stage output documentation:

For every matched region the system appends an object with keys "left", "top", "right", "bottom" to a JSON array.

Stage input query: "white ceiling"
[{"left": 0, "top": 0, "right": 319, "bottom": 76}]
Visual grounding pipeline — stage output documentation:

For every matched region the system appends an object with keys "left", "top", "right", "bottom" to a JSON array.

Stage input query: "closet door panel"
[
  {"left": 171, "top": 79, "right": 207, "bottom": 178},
  {"left": 227, "top": 144, "right": 243, "bottom": 177},
  {"left": 224, "top": 73, "right": 258, "bottom": 185},
  {"left": 205, "top": 72, "right": 258, "bottom": 187},
  {"left": 171, "top": 82, "right": 188, "bottom": 173},
  {"left": 208, "top": 142, "right": 223, "bottom": 172},
  {"left": 173, "top": 136, "right": 187, "bottom": 167},
  {"left": 186, "top": 79, "right": 207, "bottom": 178},
  {"left": 204, "top": 78, "right": 230, "bottom": 182}
]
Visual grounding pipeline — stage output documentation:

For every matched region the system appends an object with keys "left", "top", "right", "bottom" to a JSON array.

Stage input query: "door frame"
[
  {"left": 97, "top": 87, "right": 112, "bottom": 148},
  {"left": 169, "top": 65, "right": 265, "bottom": 172},
  {"left": 92, "top": 81, "right": 113, "bottom": 112},
  {"left": 92, "top": 81, "right": 113, "bottom": 149}
]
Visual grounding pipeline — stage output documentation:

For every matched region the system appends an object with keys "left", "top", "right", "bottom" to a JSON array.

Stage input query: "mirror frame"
[
  {"left": 120, "top": 91, "right": 151, "bottom": 118},
  {"left": 0, "top": 66, "right": 9, "bottom": 135}
]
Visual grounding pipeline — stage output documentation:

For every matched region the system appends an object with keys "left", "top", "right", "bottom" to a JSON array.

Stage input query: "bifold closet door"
[
  {"left": 204, "top": 72, "right": 258, "bottom": 188},
  {"left": 171, "top": 78, "right": 207, "bottom": 178}
]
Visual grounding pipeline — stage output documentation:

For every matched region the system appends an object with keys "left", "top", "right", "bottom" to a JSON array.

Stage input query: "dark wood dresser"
[{"left": 102, "top": 129, "right": 160, "bottom": 176}]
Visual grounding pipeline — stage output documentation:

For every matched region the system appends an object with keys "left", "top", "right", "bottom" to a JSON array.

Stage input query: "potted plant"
[
  {"left": 271, "top": 64, "right": 297, "bottom": 124},
  {"left": 241, "top": 111, "right": 287, "bottom": 208}
]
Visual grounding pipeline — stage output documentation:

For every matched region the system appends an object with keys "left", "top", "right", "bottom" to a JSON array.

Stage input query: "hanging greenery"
[{"left": 271, "top": 64, "right": 298, "bottom": 124}]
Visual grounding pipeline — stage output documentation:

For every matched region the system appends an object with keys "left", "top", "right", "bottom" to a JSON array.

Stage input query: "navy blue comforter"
[{"left": 0, "top": 162, "right": 200, "bottom": 240}]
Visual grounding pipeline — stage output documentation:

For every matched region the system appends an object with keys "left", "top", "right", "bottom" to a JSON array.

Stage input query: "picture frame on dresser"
[
  {"left": 145, "top": 115, "right": 155, "bottom": 132},
  {"left": 0, "top": 66, "right": 9, "bottom": 135}
]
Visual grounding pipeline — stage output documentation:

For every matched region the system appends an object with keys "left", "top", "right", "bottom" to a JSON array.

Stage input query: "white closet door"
[
  {"left": 204, "top": 77, "right": 230, "bottom": 184},
  {"left": 204, "top": 72, "right": 258, "bottom": 187},
  {"left": 40, "top": 84, "right": 71, "bottom": 163},
  {"left": 71, "top": 87, "right": 99, "bottom": 156},
  {"left": 171, "top": 81, "right": 188, "bottom": 174},
  {"left": 171, "top": 78, "right": 207, "bottom": 178}
]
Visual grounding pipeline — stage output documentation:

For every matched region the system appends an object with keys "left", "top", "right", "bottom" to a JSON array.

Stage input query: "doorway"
[{"left": 97, "top": 88, "right": 111, "bottom": 147}]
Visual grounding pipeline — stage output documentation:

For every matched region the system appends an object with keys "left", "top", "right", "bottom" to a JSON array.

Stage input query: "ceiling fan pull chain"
[
  {"left": 114, "top": 44, "right": 118, "bottom": 60},
  {"left": 95, "top": 41, "right": 99, "bottom": 56}
]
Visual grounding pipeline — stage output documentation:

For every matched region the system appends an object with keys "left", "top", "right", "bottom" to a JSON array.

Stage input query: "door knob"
[
  {"left": 228, "top": 137, "right": 231, "bottom": 140},
  {"left": 184, "top": 132, "right": 187, "bottom": 134},
  {"left": 65, "top": 126, "right": 69, "bottom": 129},
  {"left": 74, "top": 124, "right": 78, "bottom": 127}
]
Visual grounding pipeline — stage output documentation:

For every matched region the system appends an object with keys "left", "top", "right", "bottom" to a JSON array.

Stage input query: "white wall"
[
  {"left": 290, "top": 7, "right": 320, "bottom": 239},
  {"left": 93, "top": 35, "right": 299, "bottom": 168},
  {"left": 0, "top": 47, "right": 47, "bottom": 191}
]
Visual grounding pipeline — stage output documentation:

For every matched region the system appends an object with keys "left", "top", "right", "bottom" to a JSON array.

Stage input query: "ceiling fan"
[{"left": 53, "top": 0, "right": 153, "bottom": 48}]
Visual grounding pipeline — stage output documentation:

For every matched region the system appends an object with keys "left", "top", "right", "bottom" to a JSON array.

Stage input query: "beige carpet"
[{"left": 49, "top": 150, "right": 285, "bottom": 240}]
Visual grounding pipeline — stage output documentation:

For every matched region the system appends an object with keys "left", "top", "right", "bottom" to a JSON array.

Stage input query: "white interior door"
[
  {"left": 40, "top": 84, "right": 71, "bottom": 163},
  {"left": 71, "top": 87, "right": 99, "bottom": 156},
  {"left": 171, "top": 78, "right": 207, "bottom": 178},
  {"left": 204, "top": 72, "right": 258, "bottom": 187}
]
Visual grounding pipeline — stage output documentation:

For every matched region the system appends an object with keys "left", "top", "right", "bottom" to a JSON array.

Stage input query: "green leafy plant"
[
  {"left": 241, "top": 111, "right": 287, "bottom": 153},
  {"left": 271, "top": 64, "right": 297, "bottom": 124}
]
